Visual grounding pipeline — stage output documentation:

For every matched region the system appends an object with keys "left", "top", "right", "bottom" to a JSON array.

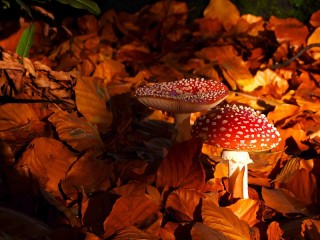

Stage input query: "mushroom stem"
[
  {"left": 221, "top": 150, "right": 253, "bottom": 199},
  {"left": 174, "top": 113, "right": 192, "bottom": 142}
]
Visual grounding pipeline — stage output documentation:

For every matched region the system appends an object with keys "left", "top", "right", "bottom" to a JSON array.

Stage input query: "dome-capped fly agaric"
[
  {"left": 135, "top": 78, "right": 229, "bottom": 113},
  {"left": 191, "top": 103, "right": 281, "bottom": 151},
  {"left": 191, "top": 103, "right": 281, "bottom": 199}
]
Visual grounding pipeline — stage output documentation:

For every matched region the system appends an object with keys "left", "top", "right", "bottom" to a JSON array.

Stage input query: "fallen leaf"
[
  {"left": 202, "top": 198, "right": 250, "bottom": 240},
  {"left": 102, "top": 195, "right": 160, "bottom": 238},
  {"left": 262, "top": 187, "right": 307, "bottom": 214},
  {"left": 111, "top": 226, "right": 159, "bottom": 239},
  {"left": 191, "top": 222, "right": 227, "bottom": 240},
  {"left": 166, "top": 188, "right": 202, "bottom": 221},
  {"left": 156, "top": 138, "right": 205, "bottom": 191},
  {"left": 226, "top": 199, "right": 260, "bottom": 226},
  {"left": 48, "top": 109, "right": 104, "bottom": 152},
  {"left": 15, "top": 137, "right": 77, "bottom": 196},
  {"left": 203, "top": 0, "right": 240, "bottom": 31},
  {"left": 301, "top": 218, "right": 320, "bottom": 240},
  {"left": 267, "top": 221, "right": 283, "bottom": 240},
  {"left": 267, "top": 16, "right": 308, "bottom": 49},
  {"left": 60, "top": 150, "right": 114, "bottom": 199},
  {"left": 74, "top": 76, "right": 113, "bottom": 133}
]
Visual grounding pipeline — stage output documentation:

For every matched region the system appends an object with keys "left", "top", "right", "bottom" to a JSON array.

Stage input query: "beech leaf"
[
  {"left": 74, "top": 76, "right": 113, "bottom": 133},
  {"left": 48, "top": 109, "right": 104, "bottom": 152},
  {"left": 156, "top": 138, "right": 205, "bottom": 191},
  {"left": 166, "top": 188, "right": 202, "bottom": 221},
  {"left": 262, "top": 187, "right": 307, "bottom": 214},
  {"left": 103, "top": 195, "right": 160, "bottom": 238},
  {"left": 191, "top": 223, "right": 227, "bottom": 240},
  {"left": 202, "top": 198, "right": 251, "bottom": 240}
]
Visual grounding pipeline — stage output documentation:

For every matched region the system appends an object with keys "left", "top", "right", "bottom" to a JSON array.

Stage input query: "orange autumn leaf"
[
  {"left": 166, "top": 188, "right": 202, "bottom": 221},
  {"left": 262, "top": 187, "right": 307, "bottom": 214},
  {"left": 191, "top": 222, "right": 227, "bottom": 240},
  {"left": 226, "top": 199, "right": 260, "bottom": 227},
  {"left": 307, "top": 27, "right": 320, "bottom": 60},
  {"left": 267, "top": 221, "right": 283, "bottom": 240},
  {"left": 159, "top": 222, "right": 179, "bottom": 240},
  {"left": 281, "top": 165, "right": 318, "bottom": 206},
  {"left": 60, "top": 151, "right": 114, "bottom": 199},
  {"left": 267, "top": 104, "right": 300, "bottom": 125},
  {"left": 102, "top": 195, "right": 159, "bottom": 238},
  {"left": 93, "top": 59, "right": 128, "bottom": 84},
  {"left": 202, "top": 198, "right": 250, "bottom": 240},
  {"left": 301, "top": 219, "right": 320, "bottom": 239},
  {"left": 74, "top": 76, "right": 113, "bottom": 133},
  {"left": 267, "top": 16, "right": 308, "bottom": 48},
  {"left": 203, "top": 0, "right": 240, "bottom": 32},
  {"left": 272, "top": 157, "right": 301, "bottom": 184},
  {"left": 15, "top": 137, "right": 77, "bottom": 195},
  {"left": 48, "top": 109, "right": 104, "bottom": 152},
  {"left": 0, "top": 103, "right": 39, "bottom": 131},
  {"left": 310, "top": 10, "right": 320, "bottom": 27},
  {"left": 111, "top": 226, "right": 159, "bottom": 240},
  {"left": 156, "top": 138, "right": 205, "bottom": 191}
]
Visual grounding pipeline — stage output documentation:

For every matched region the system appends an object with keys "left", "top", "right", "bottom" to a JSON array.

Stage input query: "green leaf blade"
[
  {"left": 56, "top": 0, "right": 101, "bottom": 15},
  {"left": 15, "top": 22, "right": 35, "bottom": 58}
]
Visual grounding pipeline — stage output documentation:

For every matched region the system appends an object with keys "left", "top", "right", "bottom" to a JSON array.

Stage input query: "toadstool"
[
  {"left": 191, "top": 103, "right": 281, "bottom": 199},
  {"left": 135, "top": 78, "right": 229, "bottom": 142}
]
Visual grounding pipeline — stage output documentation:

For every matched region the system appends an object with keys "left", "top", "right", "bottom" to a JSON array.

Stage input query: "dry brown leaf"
[
  {"left": 15, "top": 137, "right": 77, "bottom": 195},
  {"left": 0, "top": 103, "right": 48, "bottom": 145},
  {"left": 307, "top": 27, "right": 320, "bottom": 60},
  {"left": 267, "top": 104, "right": 300, "bottom": 125},
  {"left": 112, "top": 182, "right": 149, "bottom": 198},
  {"left": 262, "top": 187, "right": 307, "bottom": 214},
  {"left": 191, "top": 222, "right": 227, "bottom": 240},
  {"left": 203, "top": 0, "right": 240, "bottom": 31},
  {"left": 281, "top": 166, "right": 317, "bottom": 206},
  {"left": 93, "top": 59, "right": 128, "bottom": 85},
  {"left": 310, "top": 10, "right": 320, "bottom": 27},
  {"left": 48, "top": 109, "right": 104, "bottom": 152},
  {"left": 74, "top": 76, "right": 113, "bottom": 133},
  {"left": 267, "top": 221, "right": 283, "bottom": 240},
  {"left": 278, "top": 127, "right": 309, "bottom": 152},
  {"left": 111, "top": 226, "right": 159, "bottom": 240},
  {"left": 166, "top": 188, "right": 202, "bottom": 221},
  {"left": 156, "top": 138, "right": 205, "bottom": 191},
  {"left": 159, "top": 222, "right": 179, "bottom": 240},
  {"left": 272, "top": 157, "right": 301, "bottom": 184},
  {"left": 301, "top": 218, "right": 320, "bottom": 240},
  {"left": 267, "top": 16, "right": 308, "bottom": 49},
  {"left": 226, "top": 199, "right": 260, "bottom": 226},
  {"left": 60, "top": 151, "right": 114, "bottom": 199},
  {"left": 202, "top": 198, "right": 250, "bottom": 240},
  {"left": 195, "top": 18, "right": 223, "bottom": 38},
  {"left": 102, "top": 195, "right": 160, "bottom": 238}
]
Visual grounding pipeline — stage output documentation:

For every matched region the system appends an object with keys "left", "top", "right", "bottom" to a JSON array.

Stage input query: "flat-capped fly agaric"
[
  {"left": 191, "top": 103, "right": 281, "bottom": 199},
  {"left": 135, "top": 78, "right": 229, "bottom": 142}
]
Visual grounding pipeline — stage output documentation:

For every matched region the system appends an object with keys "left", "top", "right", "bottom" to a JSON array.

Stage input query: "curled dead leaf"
[
  {"left": 156, "top": 138, "right": 205, "bottom": 191},
  {"left": 202, "top": 198, "right": 251, "bottom": 240}
]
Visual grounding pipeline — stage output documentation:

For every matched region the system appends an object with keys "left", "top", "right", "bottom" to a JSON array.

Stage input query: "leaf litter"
[{"left": 1, "top": 0, "right": 320, "bottom": 239}]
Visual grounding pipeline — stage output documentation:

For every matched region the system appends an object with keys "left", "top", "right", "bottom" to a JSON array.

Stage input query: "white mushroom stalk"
[
  {"left": 192, "top": 103, "right": 281, "bottom": 199},
  {"left": 135, "top": 78, "right": 229, "bottom": 142}
]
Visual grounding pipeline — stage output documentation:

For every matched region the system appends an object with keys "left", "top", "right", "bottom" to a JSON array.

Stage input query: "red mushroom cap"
[
  {"left": 191, "top": 104, "right": 281, "bottom": 151},
  {"left": 135, "top": 78, "right": 229, "bottom": 113}
]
